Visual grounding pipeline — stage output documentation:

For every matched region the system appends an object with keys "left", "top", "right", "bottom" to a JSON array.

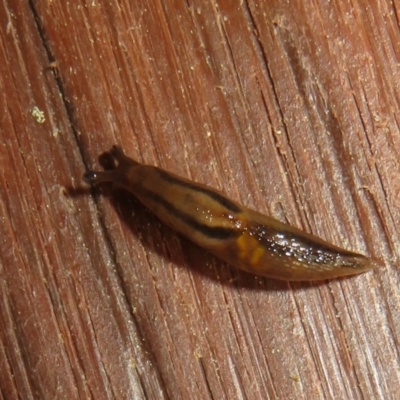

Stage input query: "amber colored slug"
[{"left": 83, "top": 146, "right": 375, "bottom": 281}]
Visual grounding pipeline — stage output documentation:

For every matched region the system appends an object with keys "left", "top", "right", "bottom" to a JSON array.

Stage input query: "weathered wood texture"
[{"left": 1, "top": 0, "right": 399, "bottom": 399}]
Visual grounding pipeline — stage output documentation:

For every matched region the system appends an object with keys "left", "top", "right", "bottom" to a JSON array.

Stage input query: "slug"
[{"left": 83, "top": 146, "right": 375, "bottom": 281}]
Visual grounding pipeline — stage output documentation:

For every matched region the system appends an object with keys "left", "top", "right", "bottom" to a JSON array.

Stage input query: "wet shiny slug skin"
[{"left": 83, "top": 146, "right": 375, "bottom": 281}]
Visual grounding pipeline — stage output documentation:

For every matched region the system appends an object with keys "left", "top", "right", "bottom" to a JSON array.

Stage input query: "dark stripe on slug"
[
  {"left": 141, "top": 188, "right": 240, "bottom": 241},
  {"left": 156, "top": 169, "right": 242, "bottom": 214}
]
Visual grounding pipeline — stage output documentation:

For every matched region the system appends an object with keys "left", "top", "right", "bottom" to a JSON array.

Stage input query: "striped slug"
[{"left": 83, "top": 146, "right": 375, "bottom": 281}]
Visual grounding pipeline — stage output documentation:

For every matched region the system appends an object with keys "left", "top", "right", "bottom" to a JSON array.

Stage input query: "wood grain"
[{"left": 1, "top": 0, "right": 399, "bottom": 399}]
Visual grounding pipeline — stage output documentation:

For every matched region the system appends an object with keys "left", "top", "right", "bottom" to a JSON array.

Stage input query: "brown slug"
[{"left": 83, "top": 146, "right": 375, "bottom": 281}]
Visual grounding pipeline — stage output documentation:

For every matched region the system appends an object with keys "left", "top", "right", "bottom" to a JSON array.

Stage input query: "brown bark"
[{"left": 0, "top": 0, "right": 399, "bottom": 399}]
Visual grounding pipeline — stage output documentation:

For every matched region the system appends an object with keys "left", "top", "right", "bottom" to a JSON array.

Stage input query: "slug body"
[{"left": 83, "top": 146, "right": 374, "bottom": 281}]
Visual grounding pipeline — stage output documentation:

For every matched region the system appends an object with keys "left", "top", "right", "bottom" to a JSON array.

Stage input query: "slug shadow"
[
  {"left": 110, "top": 191, "right": 354, "bottom": 292},
  {"left": 106, "top": 189, "right": 300, "bottom": 293}
]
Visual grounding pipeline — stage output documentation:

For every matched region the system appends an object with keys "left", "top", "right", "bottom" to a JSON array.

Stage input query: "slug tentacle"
[
  {"left": 84, "top": 146, "right": 139, "bottom": 187},
  {"left": 83, "top": 146, "right": 375, "bottom": 281},
  {"left": 83, "top": 170, "right": 117, "bottom": 185}
]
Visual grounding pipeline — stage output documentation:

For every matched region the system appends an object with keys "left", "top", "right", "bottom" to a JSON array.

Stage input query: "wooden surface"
[{"left": 1, "top": 0, "right": 399, "bottom": 399}]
